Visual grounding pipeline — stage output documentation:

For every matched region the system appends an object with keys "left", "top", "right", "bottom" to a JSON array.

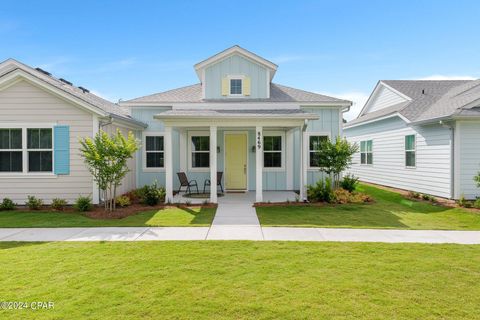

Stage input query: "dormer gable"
[{"left": 194, "top": 46, "right": 278, "bottom": 100}]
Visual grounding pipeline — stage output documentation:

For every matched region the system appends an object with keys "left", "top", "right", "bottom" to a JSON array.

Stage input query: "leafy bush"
[
  {"left": 474, "top": 198, "right": 480, "bottom": 209},
  {"left": 307, "top": 178, "right": 335, "bottom": 203},
  {"left": 51, "top": 198, "right": 68, "bottom": 211},
  {"left": 74, "top": 196, "right": 93, "bottom": 212},
  {"left": 140, "top": 182, "right": 166, "bottom": 206},
  {"left": 26, "top": 196, "right": 43, "bottom": 210},
  {"left": 333, "top": 188, "right": 350, "bottom": 204},
  {"left": 408, "top": 191, "right": 421, "bottom": 199},
  {"left": 458, "top": 194, "right": 468, "bottom": 207},
  {"left": 340, "top": 174, "right": 359, "bottom": 192},
  {"left": 0, "top": 198, "right": 16, "bottom": 210},
  {"left": 115, "top": 195, "right": 131, "bottom": 207}
]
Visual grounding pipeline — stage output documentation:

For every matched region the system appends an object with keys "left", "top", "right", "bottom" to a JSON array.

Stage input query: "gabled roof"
[
  {"left": 123, "top": 83, "right": 350, "bottom": 105},
  {"left": 346, "top": 79, "right": 479, "bottom": 127},
  {"left": 0, "top": 59, "right": 147, "bottom": 128},
  {"left": 194, "top": 45, "right": 278, "bottom": 81}
]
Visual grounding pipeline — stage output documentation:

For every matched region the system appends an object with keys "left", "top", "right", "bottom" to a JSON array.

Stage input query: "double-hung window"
[
  {"left": 263, "top": 134, "right": 283, "bottom": 169},
  {"left": 230, "top": 79, "right": 242, "bottom": 95},
  {"left": 360, "top": 140, "right": 373, "bottom": 165},
  {"left": 27, "top": 128, "right": 53, "bottom": 172},
  {"left": 191, "top": 135, "right": 210, "bottom": 169},
  {"left": 0, "top": 129, "right": 23, "bottom": 172},
  {"left": 405, "top": 134, "right": 416, "bottom": 167},
  {"left": 308, "top": 135, "right": 328, "bottom": 168},
  {"left": 145, "top": 135, "right": 164, "bottom": 169}
]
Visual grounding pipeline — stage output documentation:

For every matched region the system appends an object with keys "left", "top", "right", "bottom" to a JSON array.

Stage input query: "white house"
[
  {"left": 0, "top": 46, "right": 351, "bottom": 204},
  {"left": 345, "top": 80, "right": 480, "bottom": 199}
]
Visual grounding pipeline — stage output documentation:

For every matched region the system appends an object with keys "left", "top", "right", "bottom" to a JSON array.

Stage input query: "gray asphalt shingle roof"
[
  {"left": 154, "top": 108, "right": 319, "bottom": 119},
  {"left": 347, "top": 79, "right": 480, "bottom": 126},
  {"left": 125, "top": 83, "right": 349, "bottom": 104}
]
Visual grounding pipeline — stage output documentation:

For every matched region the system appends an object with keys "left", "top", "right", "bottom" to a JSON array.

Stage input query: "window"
[
  {"left": 230, "top": 79, "right": 242, "bottom": 95},
  {"left": 145, "top": 135, "right": 164, "bottom": 169},
  {"left": 405, "top": 135, "right": 416, "bottom": 167},
  {"left": 360, "top": 140, "right": 373, "bottom": 165},
  {"left": 0, "top": 129, "right": 23, "bottom": 172},
  {"left": 191, "top": 135, "right": 210, "bottom": 168},
  {"left": 308, "top": 135, "right": 328, "bottom": 168},
  {"left": 263, "top": 135, "right": 282, "bottom": 168},
  {"left": 27, "top": 128, "right": 53, "bottom": 172}
]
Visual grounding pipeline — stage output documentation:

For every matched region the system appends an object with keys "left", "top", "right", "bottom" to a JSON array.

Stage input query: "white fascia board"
[
  {"left": 344, "top": 112, "right": 408, "bottom": 130},
  {"left": 158, "top": 118, "right": 307, "bottom": 128},
  {"left": 121, "top": 101, "right": 351, "bottom": 108},
  {"left": 0, "top": 69, "right": 108, "bottom": 117}
]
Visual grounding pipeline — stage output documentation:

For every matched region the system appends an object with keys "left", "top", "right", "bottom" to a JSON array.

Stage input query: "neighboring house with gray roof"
[
  {"left": 120, "top": 45, "right": 351, "bottom": 203},
  {"left": 345, "top": 80, "right": 480, "bottom": 199}
]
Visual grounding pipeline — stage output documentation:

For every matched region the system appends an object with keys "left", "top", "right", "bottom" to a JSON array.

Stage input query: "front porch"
[{"left": 155, "top": 110, "right": 319, "bottom": 204}]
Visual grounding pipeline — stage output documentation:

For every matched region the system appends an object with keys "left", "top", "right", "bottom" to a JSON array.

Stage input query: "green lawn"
[
  {"left": 0, "top": 207, "right": 216, "bottom": 227},
  {"left": 0, "top": 241, "right": 479, "bottom": 319},
  {"left": 257, "top": 184, "right": 480, "bottom": 230}
]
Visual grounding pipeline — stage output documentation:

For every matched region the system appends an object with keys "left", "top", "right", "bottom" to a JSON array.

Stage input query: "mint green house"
[
  {"left": 121, "top": 46, "right": 351, "bottom": 203},
  {"left": 0, "top": 46, "right": 350, "bottom": 204}
]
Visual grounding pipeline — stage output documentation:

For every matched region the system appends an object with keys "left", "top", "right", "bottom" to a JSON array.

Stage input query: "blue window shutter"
[{"left": 54, "top": 125, "right": 70, "bottom": 175}]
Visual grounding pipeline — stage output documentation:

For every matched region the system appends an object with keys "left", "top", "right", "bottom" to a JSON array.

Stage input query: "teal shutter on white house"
[{"left": 53, "top": 125, "right": 70, "bottom": 175}]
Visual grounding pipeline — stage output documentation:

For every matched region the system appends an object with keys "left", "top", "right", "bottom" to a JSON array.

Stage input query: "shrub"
[
  {"left": 307, "top": 178, "right": 335, "bottom": 203},
  {"left": 408, "top": 191, "right": 421, "bottom": 199},
  {"left": 474, "top": 198, "right": 480, "bottom": 209},
  {"left": 0, "top": 198, "right": 16, "bottom": 210},
  {"left": 458, "top": 194, "right": 468, "bottom": 207},
  {"left": 141, "top": 182, "right": 165, "bottom": 206},
  {"left": 26, "top": 196, "right": 43, "bottom": 210},
  {"left": 51, "top": 198, "right": 68, "bottom": 211},
  {"left": 340, "top": 174, "right": 359, "bottom": 192},
  {"left": 115, "top": 195, "right": 131, "bottom": 207},
  {"left": 74, "top": 196, "right": 93, "bottom": 212},
  {"left": 421, "top": 194, "right": 430, "bottom": 201},
  {"left": 333, "top": 188, "right": 350, "bottom": 204}
]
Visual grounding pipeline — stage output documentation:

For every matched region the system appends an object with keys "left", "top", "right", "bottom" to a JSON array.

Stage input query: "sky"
[{"left": 1, "top": 0, "right": 479, "bottom": 120}]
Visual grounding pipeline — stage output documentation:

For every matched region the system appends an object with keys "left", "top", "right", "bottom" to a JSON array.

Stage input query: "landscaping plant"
[
  {"left": 115, "top": 195, "right": 131, "bottom": 208},
  {"left": 307, "top": 177, "right": 335, "bottom": 203},
  {"left": 140, "top": 182, "right": 165, "bottom": 206},
  {"left": 340, "top": 174, "right": 359, "bottom": 192},
  {"left": 74, "top": 196, "right": 93, "bottom": 212},
  {"left": 51, "top": 198, "right": 68, "bottom": 211},
  {"left": 313, "top": 137, "right": 358, "bottom": 189},
  {"left": 26, "top": 196, "right": 43, "bottom": 210},
  {"left": 80, "top": 129, "right": 139, "bottom": 211},
  {"left": 0, "top": 198, "right": 16, "bottom": 210}
]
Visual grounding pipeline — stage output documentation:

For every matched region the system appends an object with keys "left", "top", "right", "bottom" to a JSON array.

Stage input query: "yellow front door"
[{"left": 225, "top": 133, "right": 247, "bottom": 190}]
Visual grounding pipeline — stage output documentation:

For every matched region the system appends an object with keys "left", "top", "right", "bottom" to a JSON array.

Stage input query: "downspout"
[{"left": 440, "top": 120, "right": 455, "bottom": 199}]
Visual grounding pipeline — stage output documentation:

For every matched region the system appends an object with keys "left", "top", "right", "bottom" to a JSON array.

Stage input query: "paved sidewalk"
[{"left": 0, "top": 226, "right": 479, "bottom": 243}]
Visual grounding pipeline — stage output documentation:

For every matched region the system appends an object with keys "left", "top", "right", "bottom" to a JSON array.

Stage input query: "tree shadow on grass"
[{"left": 0, "top": 242, "right": 47, "bottom": 250}]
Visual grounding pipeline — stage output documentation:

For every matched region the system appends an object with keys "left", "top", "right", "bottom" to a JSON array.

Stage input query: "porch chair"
[
  {"left": 176, "top": 172, "right": 199, "bottom": 194},
  {"left": 203, "top": 171, "right": 224, "bottom": 194}
]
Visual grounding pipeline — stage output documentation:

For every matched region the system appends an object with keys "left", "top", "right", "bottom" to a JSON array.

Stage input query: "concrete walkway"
[{"left": 0, "top": 227, "right": 479, "bottom": 244}]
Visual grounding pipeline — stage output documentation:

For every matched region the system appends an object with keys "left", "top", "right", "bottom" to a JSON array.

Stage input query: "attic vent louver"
[
  {"left": 35, "top": 67, "right": 51, "bottom": 76},
  {"left": 78, "top": 86, "right": 89, "bottom": 93},
  {"left": 59, "top": 78, "right": 73, "bottom": 86}
]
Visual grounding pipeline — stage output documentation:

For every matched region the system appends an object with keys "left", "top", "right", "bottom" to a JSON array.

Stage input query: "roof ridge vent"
[
  {"left": 78, "top": 86, "right": 89, "bottom": 93},
  {"left": 35, "top": 67, "right": 51, "bottom": 76},
  {"left": 59, "top": 78, "right": 73, "bottom": 86}
]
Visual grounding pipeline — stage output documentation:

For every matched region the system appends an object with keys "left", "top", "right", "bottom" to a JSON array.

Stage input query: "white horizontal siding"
[
  {"left": 0, "top": 79, "right": 93, "bottom": 204},
  {"left": 457, "top": 121, "right": 480, "bottom": 199},
  {"left": 345, "top": 117, "right": 452, "bottom": 198},
  {"left": 366, "top": 84, "right": 407, "bottom": 113}
]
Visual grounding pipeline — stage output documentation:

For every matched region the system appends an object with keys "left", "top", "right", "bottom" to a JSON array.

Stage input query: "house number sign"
[{"left": 257, "top": 131, "right": 262, "bottom": 150}]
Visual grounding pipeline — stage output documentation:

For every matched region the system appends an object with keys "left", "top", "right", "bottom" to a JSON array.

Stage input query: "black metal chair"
[
  {"left": 177, "top": 172, "right": 199, "bottom": 194},
  {"left": 203, "top": 172, "right": 224, "bottom": 193}
]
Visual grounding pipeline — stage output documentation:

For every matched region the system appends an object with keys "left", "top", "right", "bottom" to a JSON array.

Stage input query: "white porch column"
[
  {"left": 299, "top": 125, "right": 306, "bottom": 201},
  {"left": 255, "top": 126, "right": 263, "bottom": 202},
  {"left": 209, "top": 126, "right": 218, "bottom": 203},
  {"left": 286, "top": 128, "right": 294, "bottom": 190},
  {"left": 165, "top": 126, "right": 173, "bottom": 203}
]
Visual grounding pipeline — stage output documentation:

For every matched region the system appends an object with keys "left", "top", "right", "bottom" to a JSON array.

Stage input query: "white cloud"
[
  {"left": 319, "top": 91, "right": 370, "bottom": 121},
  {"left": 415, "top": 74, "right": 477, "bottom": 80}
]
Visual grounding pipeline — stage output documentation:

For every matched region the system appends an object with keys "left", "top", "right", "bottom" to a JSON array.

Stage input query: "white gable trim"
[
  {"left": 194, "top": 46, "right": 278, "bottom": 81},
  {"left": 358, "top": 81, "right": 412, "bottom": 117},
  {"left": 345, "top": 112, "right": 410, "bottom": 129}
]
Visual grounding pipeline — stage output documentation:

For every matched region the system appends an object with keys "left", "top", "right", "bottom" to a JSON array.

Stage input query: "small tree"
[
  {"left": 314, "top": 137, "right": 358, "bottom": 189},
  {"left": 80, "top": 130, "right": 139, "bottom": 211}
]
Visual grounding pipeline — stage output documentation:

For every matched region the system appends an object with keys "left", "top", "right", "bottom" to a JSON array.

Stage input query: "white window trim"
[
  {"left": 405, "top": 134, "right": 417, "bottom": 169},
  {"left": 0, "top": 123, "right": 56, "bottom": 177},
  {"left": 360, "top": 140, "right": 373, "bottom": 166},
  {"left": 227, "top": 75, "right": 245, "bottom": 97},
  {"left": 188, "top": 131, "right": 210, "bottom": 172},
  {"left": 263, "top": 131, "right": 285, "bottom": 172},
  {"left": 142, "top": 131, "right": 165, "bottom": 172},
  {"left": 306, "top": 131, "right": 331, "bottom": 170}
]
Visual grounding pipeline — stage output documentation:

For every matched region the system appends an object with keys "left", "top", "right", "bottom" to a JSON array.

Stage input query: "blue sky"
[{"left": 1, "top": 0, "right": 479, "bottom": 119}]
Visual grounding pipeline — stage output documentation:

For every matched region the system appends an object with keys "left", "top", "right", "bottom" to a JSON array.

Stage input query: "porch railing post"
[
  {"left": 255, "top": 126, "right": 263, "bottom": 202},
  {"left": 209, "top": 125, "right": 217, "bottom": 203}
]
